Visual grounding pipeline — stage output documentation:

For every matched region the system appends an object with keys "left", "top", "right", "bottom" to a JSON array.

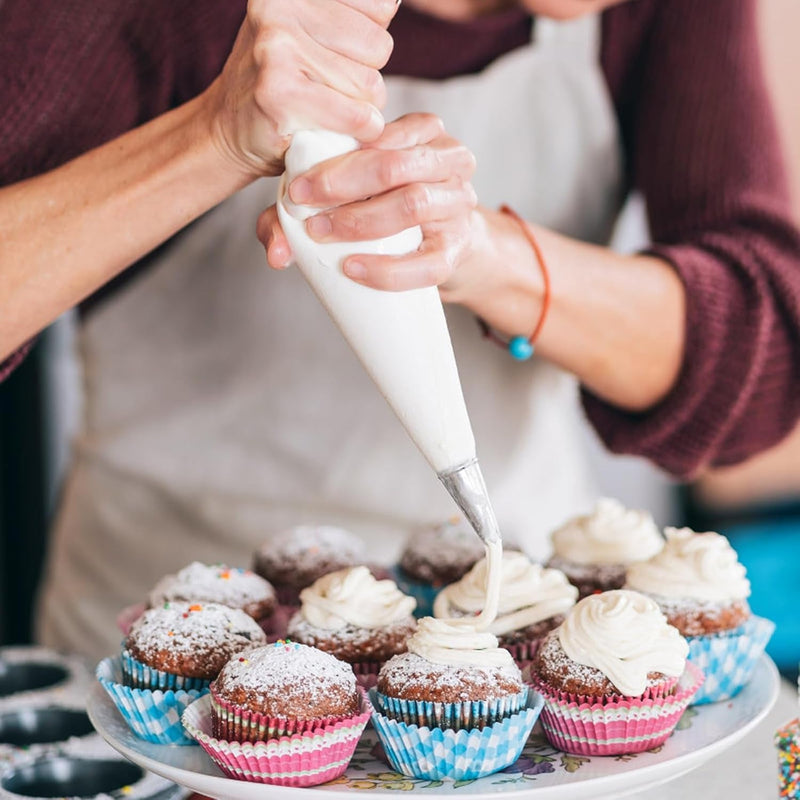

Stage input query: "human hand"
[
  {"left": 258, "top": 113, "right": 480, "bottom": 291},
  {"left": 201, "top": 0, "right": 397, "bottom": 177}
]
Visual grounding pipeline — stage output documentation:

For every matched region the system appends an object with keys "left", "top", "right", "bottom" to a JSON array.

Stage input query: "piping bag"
[{"left": 277, "top": 129, "right": 501, "bottom": 549}]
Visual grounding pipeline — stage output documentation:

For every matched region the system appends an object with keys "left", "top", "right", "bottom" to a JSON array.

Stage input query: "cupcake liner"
[
  {"left": 686, "top": 615, "right": 774, "bottom": 705},
  {"left": 182, "top": 691, "right": 371, "bottom": 787},
  {"left": 210, "top": 685, "right": 353, "bottom": 742},
  {"left": 390, "top": 567, "right": 440, "bottom": 618},
  {"left": 375, "top": 687, "right": 528, "bottom": 731},
  {"left": 121, "top": 648, "right": 211, "bottom": 692},
  {"left": 97, "top": 657, "right": 207, "bottom": 745},
  {"left": 117, "top": 603, "right": 146, "bottom": 636},
  {"left": 535, "top": 662, "right": 704, "bottom": 756},
  {"left": 369, "top": 688, "right": 544, "bottom": 781}
]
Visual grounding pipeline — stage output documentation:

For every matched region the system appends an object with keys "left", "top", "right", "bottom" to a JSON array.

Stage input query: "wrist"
[{"left": 442, "top": 206, "right": 545, "bottom": 341}]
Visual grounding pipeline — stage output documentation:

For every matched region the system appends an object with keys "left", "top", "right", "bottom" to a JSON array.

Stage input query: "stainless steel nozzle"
[{"left": 438, "top": 457, "right": 502, "bottom": 545}]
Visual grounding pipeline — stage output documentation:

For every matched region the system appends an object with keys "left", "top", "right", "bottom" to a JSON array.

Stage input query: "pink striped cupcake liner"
[
  {"left": 210, "top": 684, "right": 356, "bottom": 742},
  {"left": 182, "top": 691, "right": 371, "bottom": 787},
  {"left": 534, "top": 663, "right": 704, "bottom": 756}
]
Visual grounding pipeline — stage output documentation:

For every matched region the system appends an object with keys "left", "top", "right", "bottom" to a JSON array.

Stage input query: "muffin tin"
[{"left": 0, "top": 646, "right": 181, "bottom": 800}]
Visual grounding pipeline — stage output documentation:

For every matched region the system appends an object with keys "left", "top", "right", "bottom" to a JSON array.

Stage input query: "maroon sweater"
[{"left": 1, "top": 0, "right": 799, "bottom": 478}]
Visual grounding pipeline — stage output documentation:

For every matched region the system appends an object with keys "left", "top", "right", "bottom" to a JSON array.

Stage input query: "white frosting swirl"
[
  {"left": 434, "top": 551, "right": 577, "bottom": 636},
  {"left": 558, "top": 590, "right": 688, "bottom": 696},
  {"left": 407, "top": 617, "right": 515, "bottom": 668},
  {"left": 625, "top": 527, "right": 751, "bottom": 602},
  {"left": 550, "top": 498, "right": 664, "bottom": 566},
  {"left": 299, "top": 566, "right": 416, "bottom": 630}
]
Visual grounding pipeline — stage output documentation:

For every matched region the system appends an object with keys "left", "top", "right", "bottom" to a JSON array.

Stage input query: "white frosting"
[
  {"left": 558, "top": 590, "right": 688, "bottom": 696},
  {"left": 298, "top": 566, "right": 416, "bottom": 630},
  {"left": 276, "top": 129, "right": 476, "bottom": 473},
  {"left": 407, "top": 616, "right": 515, "bottom": 669},
  {"left": 434, "top": 551, "right": 577, "bottom": 636},
  {"left": 625, "top": 527, "right": 751, "bottom": 603},
  {"left": 550, "top": 498, "right": 664, "bottom": 566}
]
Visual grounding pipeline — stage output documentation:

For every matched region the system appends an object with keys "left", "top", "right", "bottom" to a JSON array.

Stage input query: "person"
[{"left": 1, "top": 0, "right": 798, "bottom": 662}]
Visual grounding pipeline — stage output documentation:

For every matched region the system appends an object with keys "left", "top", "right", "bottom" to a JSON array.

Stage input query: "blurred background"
[{"left": 1, "top": 0, "right": 798, "bottom": 677}]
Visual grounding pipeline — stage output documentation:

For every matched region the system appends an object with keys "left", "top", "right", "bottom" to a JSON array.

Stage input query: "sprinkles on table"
[{"left": 777, "top": 719, "right": 800, "bottom": 798}]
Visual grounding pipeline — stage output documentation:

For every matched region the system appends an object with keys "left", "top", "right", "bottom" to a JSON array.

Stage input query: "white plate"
[{"left": 87, "top": 655, "right": 779, "bottom": 800}]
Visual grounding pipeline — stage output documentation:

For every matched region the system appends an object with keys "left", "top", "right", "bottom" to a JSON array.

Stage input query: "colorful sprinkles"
[{"left": 776, "top": 718, "right": 800, "bottom": 798}]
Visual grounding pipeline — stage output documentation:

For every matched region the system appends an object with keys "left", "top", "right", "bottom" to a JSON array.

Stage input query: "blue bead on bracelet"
[{"left": 508, "top": 336, "right": 534, "bottom": 361}]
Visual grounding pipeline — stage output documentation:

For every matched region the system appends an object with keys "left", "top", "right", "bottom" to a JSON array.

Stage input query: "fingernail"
[
  {"left": 344, "top": 260, "right": 366, "bottom": 279},
  {"left": 307, "top": 215, "right": 331, "bottom": 238},
  {"left": 290, "top": 177, "right": 312, "bottom": 203}
]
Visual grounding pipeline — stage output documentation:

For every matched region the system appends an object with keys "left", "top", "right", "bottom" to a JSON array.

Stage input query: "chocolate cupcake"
[
  {"left": 182, "top": 641, "right": 372, "bottom": 787},
  {"left": 434, "top": 550, "right": 577, "bottom": 666},
  {"left": 210, "top": 641, "right": 361, "bottom": 742},
  {"left": 253, "top": 525, "right": 367, "bottom": 605},
  {"left": 547, "top": 498, "right": 664, "bottom": 598},
  {"left": 123, "top": 601, "right": 268, "bottom": 690},
  {"left": 370, "top": 617, "right": 543, "bottom": 780},
  {"left": 531, "top": 590, "right": 702, "bottom": 755},
  {"left": 625, "top": 527, "right": 774, "bottom": 703},
  {"left": 148, "top": 562, "right": 276, "bottom": 622},
  {"left": 286, "top": 566, "right": 416, "bottom": 681}
]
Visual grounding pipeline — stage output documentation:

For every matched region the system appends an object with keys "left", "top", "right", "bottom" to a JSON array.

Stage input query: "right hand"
[{"left": 201, "top": 0, "right": 398, "bottom": 178}]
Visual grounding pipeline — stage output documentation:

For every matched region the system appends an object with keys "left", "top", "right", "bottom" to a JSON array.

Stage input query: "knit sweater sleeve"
[
  {"left": 584, "top": 0, "right": 800, "bottom": 478},
  {"left": 0, "top": 0, "right": 243, "bottom": 378}
]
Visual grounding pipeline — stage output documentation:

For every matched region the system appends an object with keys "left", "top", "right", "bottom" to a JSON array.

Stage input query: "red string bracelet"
[{"left": 477, "top": 204, "right": 552, "bottom": 361}]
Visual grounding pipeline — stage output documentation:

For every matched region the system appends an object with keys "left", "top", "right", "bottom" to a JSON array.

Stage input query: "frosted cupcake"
[
  {"left": 371, "top": 617, "right": 543, "bottom": 780},
  {"left": 286, "top": 566, "right": 416, "bottom": 685},
  {"left": 182, "top": 642, "right": 371, "bottom": 787},
  {"left": 253, "top": 525, "right": 367, "bottom": 605},
  {"left": 434, "top": 551, "right": 577, "bottom": 666},
  {"left": 625, "top": 527, "right": 774, "bottom": 703},
  {"left": 532, "top": 590, "right": 702, "bottom": 755},
  {"left": 547, "top": 498, "right": 664, "bottom": 598},
  {"left": 148, "top": 562, "right": 276, "bottom": 623}
]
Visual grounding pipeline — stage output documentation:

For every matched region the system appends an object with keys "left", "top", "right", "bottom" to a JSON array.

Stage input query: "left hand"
[{"left": 257, "top": 113, "right": 480, "bottom": 291}]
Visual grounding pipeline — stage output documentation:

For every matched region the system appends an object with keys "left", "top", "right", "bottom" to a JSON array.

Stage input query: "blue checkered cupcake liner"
[
  {"left": 121, "top": 648, "right": 211, "bottom": 692},
  {"left": 374, "top": 686, "right": 528, "bottom": 730},
  {"left": 97, "top": 657, "right": 208, "bottom": 745},
  {"left": 369, "top": 688, "right": 544, "bottom": 780},
  {"left": 389, "top": 567, "right": 439, "bottom": 618},
  {"left": 686, "top": 615, "right": 775, "bottom": 705}
]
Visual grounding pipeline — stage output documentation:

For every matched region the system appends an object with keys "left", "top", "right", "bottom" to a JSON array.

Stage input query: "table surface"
[{"left": 626, "top": 676, "right": 796, "bottom": 800}]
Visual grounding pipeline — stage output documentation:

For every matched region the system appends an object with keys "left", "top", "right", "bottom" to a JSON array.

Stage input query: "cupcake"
[
  {"left": 148, "top": 562, "right": 276, "bottom": 623},
  {"left": 370, "top": 617, "right": 543, "bottom": 780},
  {"left": 98, "top": 602, "right": 266, "bottom": 745},
  {"left": 434, "top": 551, "right": 577, "bottom": 667},
  {"left": 547, "top": 498, "right": 664, "bottom": 598},
  {"left": 625, "top": 527, "right": 774, "bottom": 703},
  {"left": 531, "top": 589, "right": 703, "bottom": 756},
  {"left": 286, "top": 566, "right": 416, "bottom": 684},
  {"left": 182, "top": 642, "right": 372, "bottom": 786},
  {"left": 394, "top": 516, "right": 494, "bottom": 616},
  {"left": 252, "top": 525, "right": 367, "bottom": 606},
  {"left": 123, "top": 601, "right": 268, "bottom": 690}
]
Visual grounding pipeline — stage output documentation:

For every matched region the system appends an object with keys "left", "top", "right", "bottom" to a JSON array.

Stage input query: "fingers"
[
  {"left": 304, "top": 178, "right": 477, "bottom": 241},
  {"left": 256, "top": 206, "right": 293, "bottom": 269},
  {"left": 289, "top": 120, "right": 476, "bottom": 207},
  {"left": 341, "top": 220, "right": 472, "bottom": 291}
]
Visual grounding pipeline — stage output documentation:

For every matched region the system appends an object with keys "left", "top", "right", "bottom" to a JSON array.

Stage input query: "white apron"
[{"left": 37, "top": 13, "right": 623, "bottom": 661}]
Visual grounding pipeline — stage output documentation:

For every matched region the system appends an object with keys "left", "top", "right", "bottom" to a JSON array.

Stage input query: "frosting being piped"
[
  {"left": 299, "top": 566, "right": 416, "bottom": 630},
  {"left": 434, "top": 551, "right": 577, "bottom": 635},
  {"left": 406, "top": 616, "right": 515, "bottom": 669},
  {"left": 557, "top": 589, "right": 688, "bottom": 696}
]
